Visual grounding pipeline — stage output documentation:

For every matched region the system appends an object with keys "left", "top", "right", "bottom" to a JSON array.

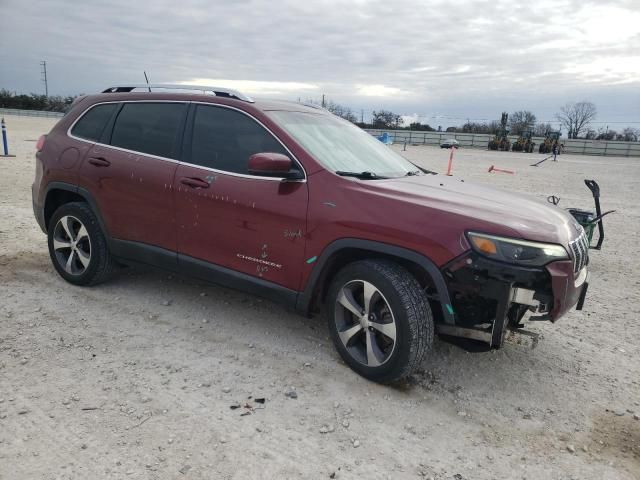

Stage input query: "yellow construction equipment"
[
  {"left": 488, "top": 112, "right": 511, "bottom": 151},
  {"left": 512, "top": 130, "right": 535, "bottom": 153},
  {"left": 538, "top": 130, "right": 561, "bottom": 154}
]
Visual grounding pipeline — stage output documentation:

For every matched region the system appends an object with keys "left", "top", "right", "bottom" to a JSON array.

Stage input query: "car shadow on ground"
[
  {"left": 107, "top": 264, "right": 573, "bottom": 405},
  {"left": 6, "top": 255, "right": 578, "bottom": 411}
]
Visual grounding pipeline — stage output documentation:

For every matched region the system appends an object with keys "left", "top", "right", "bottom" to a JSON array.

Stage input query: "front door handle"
[
  {"left": 180, "top": 177, "right": 210, "bottom": 189},
  {"left": 88, "top": 157, "right": 111, "bottom": 167}
]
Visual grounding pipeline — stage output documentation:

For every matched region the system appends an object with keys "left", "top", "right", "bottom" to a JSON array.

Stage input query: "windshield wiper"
[
  {"left": 405, "top": 170, "right": 421, "bottom": 176},
  {"left": 335, "top": 171, "right": 388, "bottom": 180},
  {"left": 408, "top": 163, "right": 438, "bottom": 175}
]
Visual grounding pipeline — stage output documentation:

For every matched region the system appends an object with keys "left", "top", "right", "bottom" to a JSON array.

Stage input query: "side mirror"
[{"left": 248, "top": 152, "right": 303, "bottom": 180}]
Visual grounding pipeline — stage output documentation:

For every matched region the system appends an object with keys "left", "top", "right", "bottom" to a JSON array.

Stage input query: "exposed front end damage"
[{"left": 436, "top": 251, "right": 588, "bottom": 348}]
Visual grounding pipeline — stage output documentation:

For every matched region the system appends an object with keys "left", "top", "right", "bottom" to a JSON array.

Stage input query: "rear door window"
[
  {"left": 71, "top": 103, "right": 118, "bottom": 141},
  {"left": 110, "top": 102, "right": 187, "bottom": 159},
  {"left": 189, "top": 104, "right": 288, "bottom": 174}
]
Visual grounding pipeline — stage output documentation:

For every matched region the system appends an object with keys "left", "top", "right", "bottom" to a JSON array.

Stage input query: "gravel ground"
[{"left": 0, "top": 115, "right": 639, "bottom": 480}]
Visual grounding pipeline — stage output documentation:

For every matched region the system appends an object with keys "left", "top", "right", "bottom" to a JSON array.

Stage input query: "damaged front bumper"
[{"left": 436, "top": 252, "right": 588, "bottom": 348}]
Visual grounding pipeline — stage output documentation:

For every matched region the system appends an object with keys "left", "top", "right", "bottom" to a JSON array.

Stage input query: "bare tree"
[
  {"left": 451, "top": 120, "right": 501, "bottom": 134},
  {"left": 371, "top": 110, "right": 403, "bottom": 129},
  {"left": 533, "top": 122, "right": 553, "bottom": 137},
  {"left": 509, "top": 111, "right": 537, "bottom": 135},
  {"left": 621, "top": 127, "right": 639, "bottom": 142},
  {"left": 596, "top": 128, "right": 617, "bottom": 141},
  {"left": 487, "top": 120, "right": 501, "bottom": 135},
  {"left": 584, "top": 129, "right": 597, "bottom": 140},
  {"left": 461, "top": 121, "right": 493, "bottom": 134},
  {"left": 556, "top": 101, "right": 597, "bottom": 139},
  {"left": 408, "top": 122, "right": 435, "bottom": 131},
  {"left": 324, "top": 100, "right": 358, "bottom": 123}
]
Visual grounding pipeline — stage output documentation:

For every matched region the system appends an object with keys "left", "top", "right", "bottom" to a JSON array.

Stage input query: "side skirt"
[
  {"left": 178, "top": 253, "right": 298, "bottom": 309},
  {"left": 109, "top": 239, "right": 298, "bottom": 309}
]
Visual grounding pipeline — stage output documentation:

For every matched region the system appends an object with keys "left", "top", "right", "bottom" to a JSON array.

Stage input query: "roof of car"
[
  {"left": 92, "top": 85, "right": 327, "bottom": 115},
  {"left": 253, "top": 99, "right": 326, "bottom": 113}
]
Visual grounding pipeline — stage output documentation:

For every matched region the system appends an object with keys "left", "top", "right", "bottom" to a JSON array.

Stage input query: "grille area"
[{"left": 569, "top": 230, "right": 589, "bottom": 274}]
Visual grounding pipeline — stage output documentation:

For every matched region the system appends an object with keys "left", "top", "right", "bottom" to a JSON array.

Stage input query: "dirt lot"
[{"left": 1, "top": 115, "right": 639, "bottom": 480}]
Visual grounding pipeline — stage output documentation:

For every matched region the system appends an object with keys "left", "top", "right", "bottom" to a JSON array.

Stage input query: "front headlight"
[{"left": 467, "top": 232, "right": 568, "bottom": 266}]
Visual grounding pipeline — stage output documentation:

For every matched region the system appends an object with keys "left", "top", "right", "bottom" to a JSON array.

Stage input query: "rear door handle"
[
  {"left": 88, "top": 157, "right": 111, "bottom": 167},
  {"left": 180, "top": 177, "right": 210, "bottom": 189}
]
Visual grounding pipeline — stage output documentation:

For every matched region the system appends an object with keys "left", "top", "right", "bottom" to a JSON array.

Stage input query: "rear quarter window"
[
  {"left": 110, "top": 102, "right": 187, "bottom": 159},
  {"left": 70, "top": 103, "right": 118, "bottom": 141}
]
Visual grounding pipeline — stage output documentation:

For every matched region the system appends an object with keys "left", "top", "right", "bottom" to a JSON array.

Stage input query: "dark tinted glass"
[
  {"left": 190, "top": 105, "right": 287, "bottom": 174},
  {"left": 111, "top": 103, "right": 186, "bottom": 158},
  {"left": 71, "top": 103, "right": 117, "bottom": 141}
]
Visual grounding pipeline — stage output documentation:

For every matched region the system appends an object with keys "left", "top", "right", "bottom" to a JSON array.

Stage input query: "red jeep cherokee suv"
[{"left": 32, "top": 85, "right": 589, "bottom": 382}]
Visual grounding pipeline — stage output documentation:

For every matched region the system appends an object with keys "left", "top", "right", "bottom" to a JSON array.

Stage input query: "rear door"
[
  {"left": 76, "top": 101, "right": 188, "bottom": 253},
  {"left": 173, "top": 103, "right": 308, "bottom": 290}
]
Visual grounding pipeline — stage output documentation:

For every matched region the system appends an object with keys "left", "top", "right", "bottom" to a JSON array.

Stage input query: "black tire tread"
[
  {"left": 328, "top": 259, "right": 433, "bottom": 383},
  {"left": 48, "top": 202, "right": 115, "bottom": 286},
  {"left": 366, "top": 260, "right": 433, "bottom": 380}
]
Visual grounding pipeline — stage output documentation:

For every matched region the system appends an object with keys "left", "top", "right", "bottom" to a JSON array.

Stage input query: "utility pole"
[{"left": 40, "top": 61, "right": 48, "bottom": 97}]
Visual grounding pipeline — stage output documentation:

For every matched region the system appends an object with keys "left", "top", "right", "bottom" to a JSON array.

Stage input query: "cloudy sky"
[{"left": 1, "top": 0, "right": 638, "bottom": 130}]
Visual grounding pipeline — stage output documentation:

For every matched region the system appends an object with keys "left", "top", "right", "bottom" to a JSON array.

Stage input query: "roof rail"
[
  {"left": 299, "top": 101, "right": 324, "bottom": 110},
  {"left": 101, "top": 84, "right": 254, "bottom": 103}
]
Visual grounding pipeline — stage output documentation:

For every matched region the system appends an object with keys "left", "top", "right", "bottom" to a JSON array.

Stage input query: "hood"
[{"left": 358, "top": 174, "right": 582, "bottom": 246}]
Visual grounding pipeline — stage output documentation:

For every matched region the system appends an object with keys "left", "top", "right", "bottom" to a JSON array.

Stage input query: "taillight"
[{"left": 36, "top": 134, "right": 46, "bottom": 152}]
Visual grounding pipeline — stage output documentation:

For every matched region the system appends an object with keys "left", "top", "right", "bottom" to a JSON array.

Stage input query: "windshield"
[{"left": 267, "top": 111, "right": 418, "bottom": 178}]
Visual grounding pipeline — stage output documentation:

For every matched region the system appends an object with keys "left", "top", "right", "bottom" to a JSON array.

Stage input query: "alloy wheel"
[
  {"left": 334, "top": 280, "right": 397, "bottom": 367},
  {"left": 52, "top": 215, "right": 92, "bottom": 275}
]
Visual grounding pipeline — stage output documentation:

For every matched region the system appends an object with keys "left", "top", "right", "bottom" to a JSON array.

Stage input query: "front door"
[{"left": 174, "top": 104, "right": 308, "bottom": 290}]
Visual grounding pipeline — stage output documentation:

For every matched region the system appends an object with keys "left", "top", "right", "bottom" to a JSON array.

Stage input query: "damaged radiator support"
[{"left": 435, "top": 283, "right": 541, "bottom": 349}]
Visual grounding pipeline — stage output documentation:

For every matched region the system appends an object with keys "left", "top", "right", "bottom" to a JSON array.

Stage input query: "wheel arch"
[
  {"left": 43, "top": 182, "right": 108, "bottom": 236},
  {"left": 296, "top": 239, "right": 455, "bottom": 325}
]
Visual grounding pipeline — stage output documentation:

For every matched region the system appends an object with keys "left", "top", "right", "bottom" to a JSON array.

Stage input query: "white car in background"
[{"left": 440, "top": 139, "right": 459, "bottom": 149}]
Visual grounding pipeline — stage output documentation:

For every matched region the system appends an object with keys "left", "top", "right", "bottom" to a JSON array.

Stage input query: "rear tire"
[
  {"left": 47, "top": 202, "right": 115, "bottom": 286},
  {"left": 326, "top": 260, "right": 433, "bottom": 383}
]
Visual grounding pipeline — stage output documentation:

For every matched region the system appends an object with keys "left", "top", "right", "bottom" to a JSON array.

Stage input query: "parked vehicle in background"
[
  {"left": 32, "top": 85, "right": 590, "bottom": 382},
  {"left": 539, "top": 130, "right": 562, "bottom": 154},
  {"left": 440, "top": 138, "right": 459, "bottom": 149},
  {"left": 512, "top": 131, "right": 536, "bottom": 153},
  {"left": 488, "top": 112, "right": 511, "bottom": 151}
]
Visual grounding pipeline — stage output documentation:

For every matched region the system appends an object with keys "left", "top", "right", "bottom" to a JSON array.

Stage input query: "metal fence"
[
  {"left": 0, "top": 108, "right": 65, "bottom": 118},
  {"left": 365, "top": 129, "right": 640, "bottom": 157},
  {"left": 0, "top": 108, "right": 637, "bottom": 157}
]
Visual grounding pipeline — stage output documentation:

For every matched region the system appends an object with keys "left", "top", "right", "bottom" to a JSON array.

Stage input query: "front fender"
[{"left": 295, "top": 238, "right": 455, "bottom": 324}]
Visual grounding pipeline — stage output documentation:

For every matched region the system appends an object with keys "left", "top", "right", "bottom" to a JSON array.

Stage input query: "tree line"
[
  {"left": 0, "top": 89, "right": 78, "bottom": 112},
  {"left": 325, "top": 99, "right": 639, "bottom": 142},
  {"left": 2, "top": 89, "right": 638, "bottom": 142}
]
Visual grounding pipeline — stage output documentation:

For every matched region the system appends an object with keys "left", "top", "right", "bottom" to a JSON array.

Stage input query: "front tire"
[
  {"left": 47, "top": 202, "right": 115, "bottom": 286},
  {"left": 327, "top": 260, "right": 433, "bottom": 383}
]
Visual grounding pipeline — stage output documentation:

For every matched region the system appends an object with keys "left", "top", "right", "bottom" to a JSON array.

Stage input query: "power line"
[
  {"left": 310, "top": 96, "right": 640, "bottom": 126},
  {"left": 371, "top": 112, "right": 640, "bottom": 125}
]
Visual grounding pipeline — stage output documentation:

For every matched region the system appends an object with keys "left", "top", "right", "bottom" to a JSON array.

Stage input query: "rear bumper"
[{"left": 32, "top": 183, "right": 46, "bottom": 233}]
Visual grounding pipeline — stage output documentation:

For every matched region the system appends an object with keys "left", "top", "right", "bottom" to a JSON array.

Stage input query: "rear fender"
[{"left": 43, "top": 182, "right": 109, "bottom": 236}]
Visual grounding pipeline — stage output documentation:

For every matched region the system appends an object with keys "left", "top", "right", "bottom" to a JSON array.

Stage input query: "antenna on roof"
[{"left": 143, "top": 71, "right": 151, "bottom": 92}]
